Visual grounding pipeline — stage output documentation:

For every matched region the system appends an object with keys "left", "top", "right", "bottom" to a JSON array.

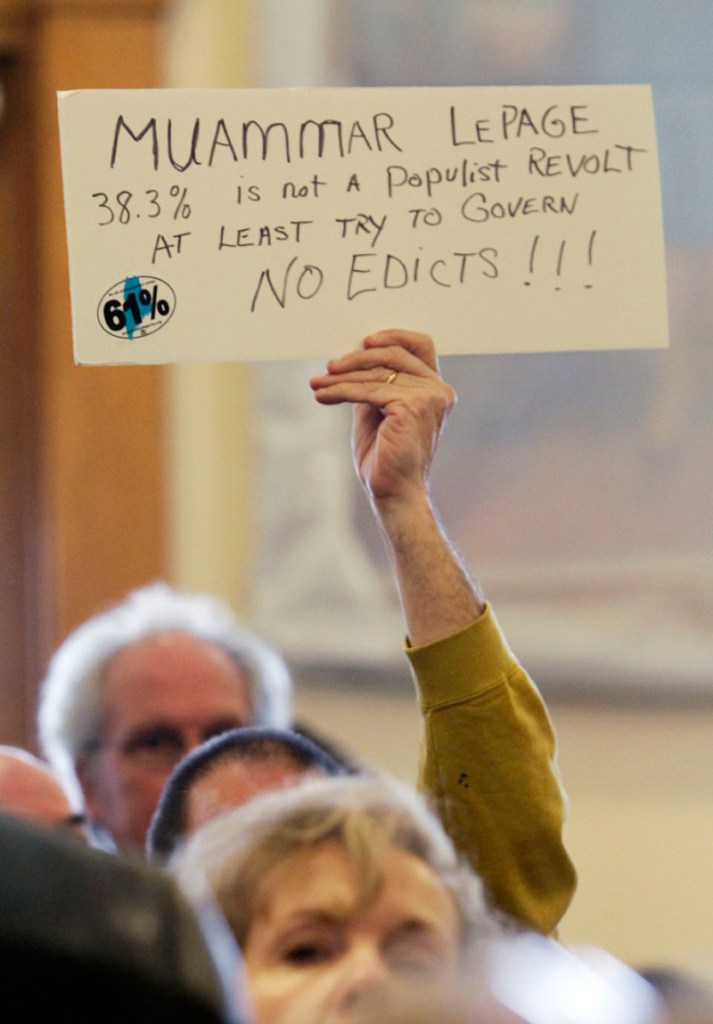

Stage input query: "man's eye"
[{"left": 125, "top": 729, "right": 181, "bottom": 753}]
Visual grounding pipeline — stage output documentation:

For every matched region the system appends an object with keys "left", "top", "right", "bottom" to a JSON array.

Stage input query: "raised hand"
[{"left": 309, "top": 328, "right": 455, "bottom": 508}]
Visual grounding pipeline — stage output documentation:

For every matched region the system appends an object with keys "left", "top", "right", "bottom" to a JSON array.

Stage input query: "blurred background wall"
[
  {"left": 165, "top": 0, "right": 713, "bottom": 979},
  {"left": 0, "top": 0, "right": 711, "bottom": 985}
]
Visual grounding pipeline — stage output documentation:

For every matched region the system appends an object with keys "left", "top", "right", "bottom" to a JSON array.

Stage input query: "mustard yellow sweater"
[{"left": 407, "top": 603, "right": 576, "bottom": 935}]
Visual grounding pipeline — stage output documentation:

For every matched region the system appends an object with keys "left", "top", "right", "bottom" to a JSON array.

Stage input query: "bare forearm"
[
  {"left": 310, "top": 330, "right": 483, "bottom": 644},
  {"left": 373, "top": 489, "right": 485, "bottom": 647}
]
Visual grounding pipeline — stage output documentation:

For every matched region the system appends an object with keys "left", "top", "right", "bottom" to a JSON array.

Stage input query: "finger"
[
  {"left": 311, "top": 378, "right": 411, "bottom": 406},
  {"left": 310, "top": 375, "right": 401, "bottom": 403},
  {"left": 318, "top": 343, "right": 441, "bottom": 383},
  {"left": 362, "top": 328, "right": 439, "bottom": 372},
  {"left": 311, "top": 373, "right": 456, "bottom": 417},
  {"left": 310, "top": 365, "right": 400, "bottom": 391}
]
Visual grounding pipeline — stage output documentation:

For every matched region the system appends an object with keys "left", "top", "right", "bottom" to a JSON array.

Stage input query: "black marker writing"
[
  {"left": 528, "top": 144, "right": 648, "bottom": 177},
  {"left": 461, "top": 190, "right": 579, "bottom": 223},
  {"left": 449, "top": 103, "right": 599, "bottom": 146},
  {"left": 250, "top": 257, "right": 324, "bottom": 311},
  {"left": 110, "top": 112, "right": 403, "bottom": 171},
  {"left": 335, "top": 213, "right": 387, "bottom": 248}
]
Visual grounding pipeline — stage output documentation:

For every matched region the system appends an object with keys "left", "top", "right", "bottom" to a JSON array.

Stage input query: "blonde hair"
[{"left": 173, "top": 773, "right": 494, "bottom": 949}]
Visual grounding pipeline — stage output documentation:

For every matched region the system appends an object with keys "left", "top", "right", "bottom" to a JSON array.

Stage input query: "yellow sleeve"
[{"left": 406, "top": 603, "right": 576, "bottom": 935}]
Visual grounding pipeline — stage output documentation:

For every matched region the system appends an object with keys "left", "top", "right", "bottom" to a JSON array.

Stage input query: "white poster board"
[{"left": 58, "top": 85, "right": 668, "bottom": 364}]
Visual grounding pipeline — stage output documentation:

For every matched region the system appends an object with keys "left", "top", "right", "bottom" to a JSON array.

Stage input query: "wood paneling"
[
  {"left": 0, "top": 29, "right": 38, "bottom": 742},
  {"left": 0, "top": 0, "right": 168, "bottom": 746}
]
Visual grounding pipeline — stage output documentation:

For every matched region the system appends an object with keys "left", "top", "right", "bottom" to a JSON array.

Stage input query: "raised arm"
[
  {"left": 310, "top": 328, "right": 576, "bottom": 934},
  {"left": 310, "top": 328, "right": 483, "bottom": 645}
]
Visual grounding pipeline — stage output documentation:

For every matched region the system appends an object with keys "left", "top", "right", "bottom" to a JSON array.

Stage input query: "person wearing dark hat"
[{"left": 147, "top": 726, "right": 352, "bottom": 862}]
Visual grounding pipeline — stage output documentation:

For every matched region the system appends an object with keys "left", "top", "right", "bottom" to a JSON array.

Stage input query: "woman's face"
[{"left": 242, "top": 839, "right": 461, "bottom": 1024}]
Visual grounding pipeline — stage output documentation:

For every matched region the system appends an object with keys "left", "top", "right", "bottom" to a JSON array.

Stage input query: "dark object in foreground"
[{"left": 0, "top": 812, "right": 244, "bottom": 1022}]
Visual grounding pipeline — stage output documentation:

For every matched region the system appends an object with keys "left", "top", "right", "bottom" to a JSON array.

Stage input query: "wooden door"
[{"left": 0, "top": 0, "right": 168, "bottom": 746}]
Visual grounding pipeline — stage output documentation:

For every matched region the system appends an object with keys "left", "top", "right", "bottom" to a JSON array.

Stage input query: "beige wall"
[
  {"left": 165, "top": 0, "right": 713, "bottom": 984},
  {"left": 555, "top": 703, "right": 713, "bottom": 974},
  {"left": 163, "top": 0, "right": 257, "bottom": 613}
]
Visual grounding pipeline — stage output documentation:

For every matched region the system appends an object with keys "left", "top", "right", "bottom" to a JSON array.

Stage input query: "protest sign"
[{"left": 58, "top": 85, "right": 667, "bottom": 363}]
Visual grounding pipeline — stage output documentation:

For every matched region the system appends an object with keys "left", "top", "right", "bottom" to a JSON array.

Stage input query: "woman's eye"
[{"left": 284, "top": 943, "right": 330, "bottom": 965}]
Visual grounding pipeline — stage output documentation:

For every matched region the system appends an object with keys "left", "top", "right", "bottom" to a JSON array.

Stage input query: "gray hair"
[
  {"left": 37, "top": 581, "right": 292, "bottom": 809},
  {"left": 172, "top": 774, "right": 496, "bottom": 950}
]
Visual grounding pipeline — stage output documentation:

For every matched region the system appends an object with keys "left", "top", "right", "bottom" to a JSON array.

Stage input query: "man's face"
[{"left": 78, "top": 631, "right": 254, "bottom": 851}]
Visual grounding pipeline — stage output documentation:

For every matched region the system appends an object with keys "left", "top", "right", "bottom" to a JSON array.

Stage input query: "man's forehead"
[
  {"left": 99, "top": 631, "right": 253, "bottom": 722},
  {"left": 105, "top": 628, "right": 240, "bottom": 665}
]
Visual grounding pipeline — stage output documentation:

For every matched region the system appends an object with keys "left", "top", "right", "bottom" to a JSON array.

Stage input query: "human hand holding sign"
[
  {"left": 310, "top": 328, "right": 483, "bottom": 646},
  {"left": 309, "top": 328, "right": 454, "bottom": 507}
]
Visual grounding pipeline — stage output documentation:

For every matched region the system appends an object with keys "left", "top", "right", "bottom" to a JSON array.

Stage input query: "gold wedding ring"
[{"left": 385, "top": 370, "right": 398, "bottom": 385}]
